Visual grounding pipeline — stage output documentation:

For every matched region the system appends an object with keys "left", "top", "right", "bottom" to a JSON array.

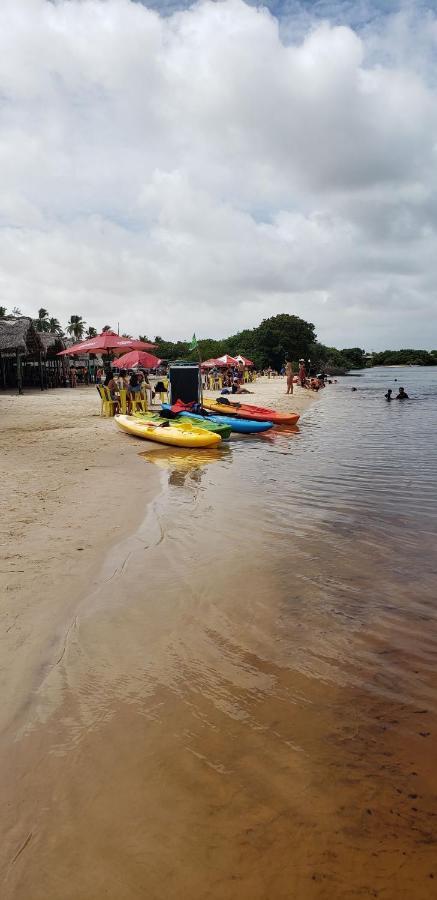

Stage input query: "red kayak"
[{"left": 202, "top": 397, "right": 300, "bottom": 425}]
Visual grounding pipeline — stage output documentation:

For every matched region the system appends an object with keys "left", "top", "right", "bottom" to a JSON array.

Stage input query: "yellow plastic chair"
[
  {"left": 119, "top": 389, "right": 128, "bottom": 414},
  {"left": 97, "top": 385, "right": 117, "bottom": 417},
  {"left": 130, "top": 389, "right": 148, "bottom": 414}
]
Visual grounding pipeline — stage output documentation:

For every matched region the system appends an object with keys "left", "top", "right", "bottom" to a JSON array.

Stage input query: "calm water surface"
[{"left": 6, "top": 368, "right": 437, "bottom": 900}]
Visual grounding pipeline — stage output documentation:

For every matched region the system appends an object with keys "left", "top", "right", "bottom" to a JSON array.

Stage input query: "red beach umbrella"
[
  {"left": 202, "top": 358, "right": 228, "bottom": 368},
  {"left": 216, "top": 354, "right": 239, "bottom": 366},
  {"left": 236, "top": 355, "right": 254, "bottom": 366},
  {"left": 57, "top": 330, "right": 156, "bottom": 356},
  {"left": 111, "top": 350, "right": 161, "bottom": 369}
]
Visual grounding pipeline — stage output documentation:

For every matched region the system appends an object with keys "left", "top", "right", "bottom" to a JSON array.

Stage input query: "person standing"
[
  {"left": 298, "top": 359, "right": 307, "bottom": 387},
  {"left": 285, "top": 361, "right": 294, "bottom": 395}
]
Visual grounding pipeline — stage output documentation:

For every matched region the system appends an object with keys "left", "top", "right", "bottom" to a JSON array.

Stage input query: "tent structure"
[
  {"left": 215, "top": 354, "right": 239, "bottom": 366},
  {"left": 235, "top": 355, "right": 254, "bottom": 367},
  {"left": 201, "top": 358, "right": 228, "bottom": 368}
]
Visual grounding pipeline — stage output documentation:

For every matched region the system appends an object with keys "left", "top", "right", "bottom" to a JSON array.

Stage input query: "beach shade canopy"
[
  {"left": 236, "top": 355, "right": 254, "bottom": 367},
  {"left": 201, "top": 358, "right": 228, "bottom": 368},
  {"left": 58, "top": 330, "right": 156, "bottom": 356},
  {"left": 111, "top": 350, "right": 161, "bottom": 369},
  {"left": 216, "top": 354, "right": 239, "bottom": 366}
]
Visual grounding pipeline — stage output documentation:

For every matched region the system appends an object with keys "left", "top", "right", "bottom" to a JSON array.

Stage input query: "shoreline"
[
  {"left": 0, "top": 377, "right": 319, "bottom": 895},
  {"left": 0, "top": 378, "right": 315, "bottom": 735}
]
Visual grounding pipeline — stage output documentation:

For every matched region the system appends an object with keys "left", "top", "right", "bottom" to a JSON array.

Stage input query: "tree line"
[{"left": 1, "top": 306, "right": 435, "bottom": 368}]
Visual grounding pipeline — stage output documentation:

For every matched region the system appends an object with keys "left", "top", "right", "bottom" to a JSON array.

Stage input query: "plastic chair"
[
  {"left": 97, "top": 385, "right": 118, "bottom": 417},
  {"left": 130, "top": 390, "right": 148, "bottom": 414},
  {"left": 119, "top": 389, "right": 128, "bottom": 414}
]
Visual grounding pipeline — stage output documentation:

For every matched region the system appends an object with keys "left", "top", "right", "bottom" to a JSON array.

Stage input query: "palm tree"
[
  {"left": 48, "top": 317, "right": 63, "bottom": 335},
  {"left": 11, "top": 306, "right": 22, "bottom": 316},
  {"left": 86, "top": 326, "right": 97, "bottom": 338},
  {"left": 121, "top": 333, "right": 132, "bottom": 339},
  {"left": 139, "top": 334, "right": 150, "bottom": 342},
  {"left": 102, "top": 324, "right": 112, "bottom": 333},
  {"left": 35, "top": 308, "right": 50, "bottom": 332},
  {"left": 67, "top": 314, "right": 86, "bottom": 341}
]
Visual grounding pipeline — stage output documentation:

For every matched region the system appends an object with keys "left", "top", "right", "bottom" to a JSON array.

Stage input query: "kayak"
[
  {"left": 201, "top": 397, "right": 300, "bottom": 425},
  {"left": 161, "top": 403, "right": 273, "bottom": 434},
  {"left": 115, "top": 415, "right": 221, "bottom": 448},
  {"left": 134, "top": 411, "right": 232, "bottom": 440}
]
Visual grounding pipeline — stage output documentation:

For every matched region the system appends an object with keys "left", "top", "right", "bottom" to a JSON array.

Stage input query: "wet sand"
[{"left": 2, "top": 379, "right": 436, "bottom": 899}]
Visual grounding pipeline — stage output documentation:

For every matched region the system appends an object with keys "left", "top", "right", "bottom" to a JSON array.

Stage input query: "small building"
[{"left": 0, "top": 316, "right": 67, "bottom": 392}]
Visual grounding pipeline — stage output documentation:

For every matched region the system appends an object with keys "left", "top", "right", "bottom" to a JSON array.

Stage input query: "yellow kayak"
[{"left": 115, "top": 415, "right": 221, "bottom": 448}]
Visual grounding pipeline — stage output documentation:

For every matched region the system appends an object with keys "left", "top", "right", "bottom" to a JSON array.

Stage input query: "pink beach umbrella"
[
  {"left": 111, "top": 350, "right": 161, "bottom": 369},
  {"left": 235, "top": 355, "right": 254, "bottom": 366}
]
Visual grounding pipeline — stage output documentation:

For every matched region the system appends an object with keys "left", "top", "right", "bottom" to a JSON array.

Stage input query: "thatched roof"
[
  {"left": 38, "top": 332, "right": 66, "bottom": 354},
  {"left": 0, "top": 316, "right": 42, "bottom": 354}
]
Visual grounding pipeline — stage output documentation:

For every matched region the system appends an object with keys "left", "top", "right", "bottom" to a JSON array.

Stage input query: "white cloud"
[{"left": 0, "top": 0, "right": 436, "bottom": 348}]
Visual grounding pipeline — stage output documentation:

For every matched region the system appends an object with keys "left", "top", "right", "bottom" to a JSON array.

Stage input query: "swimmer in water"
[
  {"left": 385, "top": 389, "right": 393, "bottom": 401},
  {"left": 396, "top": 387, "right": 409, "bottom": 400}
]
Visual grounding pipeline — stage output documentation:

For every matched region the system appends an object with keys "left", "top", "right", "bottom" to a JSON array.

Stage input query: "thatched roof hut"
[
  {"left": 0, "top": 317, "right": 68, "bottom": 392},
  {"left": 0, "top": 316, "right": 42, "bottom": 355},
  {"left": 38, "top": 331, "right": 66, "bottom": 355}
]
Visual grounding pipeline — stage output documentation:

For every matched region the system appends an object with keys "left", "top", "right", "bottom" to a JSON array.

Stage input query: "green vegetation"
[
  {"left": 1, "top": 306, "right": 436, "bottom": 369},
  {"left": 154, "top": 316, "right": 366, "bottom": 371},
  {"left": 370, "top": 349, "right": 437, "bottom": 366}
]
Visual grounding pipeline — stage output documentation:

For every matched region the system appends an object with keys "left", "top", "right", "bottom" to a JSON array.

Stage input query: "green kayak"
[{"left": 133, "top": 411, "right": 232, "bottom": 440}]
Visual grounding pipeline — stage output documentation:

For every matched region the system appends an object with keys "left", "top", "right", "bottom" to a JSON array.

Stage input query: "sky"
[{"left": 1, "top": 0, "right": 437, "bottom": 350}]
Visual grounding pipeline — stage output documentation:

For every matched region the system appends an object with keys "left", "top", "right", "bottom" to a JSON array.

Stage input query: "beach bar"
[{"left": 0, "top": 316, "right": 67, "bottom": 392}]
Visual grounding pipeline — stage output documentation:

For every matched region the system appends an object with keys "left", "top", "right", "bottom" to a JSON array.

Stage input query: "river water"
[{"left": 5, "top": 368, "right": 437, "bottom": 899}]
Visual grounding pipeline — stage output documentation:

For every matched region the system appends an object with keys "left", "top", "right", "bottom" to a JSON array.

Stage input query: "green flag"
[{"left": 188, "top": 333, "right": 198, "bottom": 351}]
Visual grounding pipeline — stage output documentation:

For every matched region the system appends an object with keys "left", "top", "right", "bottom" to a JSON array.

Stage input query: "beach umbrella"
[
  {"left": 236, "top": 355, "right": 254, "bottom": 366},
  {"left": 57, "top": 330, "right": 156, "bottom": 356},
  {"left": 201, "top": 358, "right": 228, "bottom": 368},
  {"left": 111, "top": 350, "right": 161, "bottom": 369},
  {"left": 216, "top": 354, "right": 239, "bottom": 366}
]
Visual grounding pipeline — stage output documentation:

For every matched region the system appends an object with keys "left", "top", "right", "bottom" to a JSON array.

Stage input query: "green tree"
[
  {"left": 254, "top": 314, "right": 316, "bottom": 369},
  {"left": 67, "top": 315, "right": 86, "bottom": 340},
  {"left": 341, "top": 348, "right": 366, "bottom": 369},
  {"left": 48, "top": 317, "right": 63, "bottom": 335},
  {"left": 102, "top": 324, "right": 112, "bottom": 333},
  {"left": 86, "top": 326, "right": 97, "bottom": 338},
  {"left": 0, "top": 306, "right": 6, "bottom": 317},
  {"left": 35, "top": 308, "right": 50, "bottom": 332}
]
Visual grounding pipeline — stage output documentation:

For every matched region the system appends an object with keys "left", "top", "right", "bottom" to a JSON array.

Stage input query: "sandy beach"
[{"left": 1, "top": 376, "right": 317, "bottom": 897}]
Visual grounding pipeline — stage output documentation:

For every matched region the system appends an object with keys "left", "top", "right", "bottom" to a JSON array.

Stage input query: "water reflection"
[{"left": 4, "top": 368, "right": 437, "bottom": 900}]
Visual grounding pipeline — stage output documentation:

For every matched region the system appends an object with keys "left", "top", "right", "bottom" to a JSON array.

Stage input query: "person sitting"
[
  {"left": 104, "top": 372, "right": 120, "bottom": 403},
  {"left": 231, "top": 378, "right": 253, "bottom": 394},
  {"left": 117, "top": 369, "right": 130, "bottom": 391},
  {"left": 129, "top": 372, "right": 142, "bottom": 395},
  {"left": 396, "top": 387, "right": 409, "bottom": 399}
]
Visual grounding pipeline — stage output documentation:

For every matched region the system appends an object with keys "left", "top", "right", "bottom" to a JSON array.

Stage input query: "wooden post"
[
  {"left": 38, "top": 351, "right": 44, "bottom": 390},
  {"left": 16, "top": 350, "right": 23, "bottom": 395},
  {"left": 0, "top": 352, "right": 5, "bottom": 390}
]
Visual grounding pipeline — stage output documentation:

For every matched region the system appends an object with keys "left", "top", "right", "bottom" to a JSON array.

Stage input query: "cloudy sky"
[{"left": 1, "top": 0, "right": 436, "bottom": 349}]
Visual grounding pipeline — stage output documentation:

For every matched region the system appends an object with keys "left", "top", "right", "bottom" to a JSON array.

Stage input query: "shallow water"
[{"left": 4, "top": 368, "right": 437, "bottom": 899}]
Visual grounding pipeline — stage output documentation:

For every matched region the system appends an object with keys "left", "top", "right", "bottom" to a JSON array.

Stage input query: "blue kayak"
[{"left": 161, "top": 404, "right": 273, "bottom": 434}]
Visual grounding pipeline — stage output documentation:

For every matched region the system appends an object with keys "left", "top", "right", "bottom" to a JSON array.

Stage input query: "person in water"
[
  {"left": 396, "top": 387, "right": 409, "bottom": 399},
  {"left": 385, "top": 389, "right": 393, "bottom": 401}
]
